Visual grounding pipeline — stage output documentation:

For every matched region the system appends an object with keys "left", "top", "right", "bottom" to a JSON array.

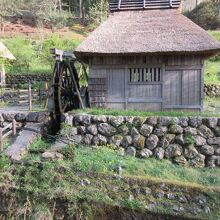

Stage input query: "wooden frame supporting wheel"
[{"left": 50, "top": 48, "right": 89, "bottom": 117}]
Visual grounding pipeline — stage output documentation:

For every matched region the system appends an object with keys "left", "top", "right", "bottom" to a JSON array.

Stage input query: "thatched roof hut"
[
  {"left": 0, "top": 41, "right": 15, "bottom": 86},
  {"left": 75, "top": 0, "right": 220, "bottom": 112},
  {"left": 75, "top": 9, "right": 220, "bottom": 57},
  {"left": 0, "top": 41, "right": 15, "bottom": 60}
]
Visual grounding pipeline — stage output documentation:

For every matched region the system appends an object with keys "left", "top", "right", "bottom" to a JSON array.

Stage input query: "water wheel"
[
  {"left": 53, "top": 60, "right": 81, "bottom": 115},
  {"left": 50, "top": 49, "right": 89, "bottom": 117}
]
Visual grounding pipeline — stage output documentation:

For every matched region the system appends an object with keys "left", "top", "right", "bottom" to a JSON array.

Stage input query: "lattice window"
[{"left": 129, "top": 67, "right": 162, "bottom": 83}]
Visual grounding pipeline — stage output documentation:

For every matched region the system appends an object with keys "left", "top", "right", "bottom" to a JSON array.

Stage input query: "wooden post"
[
  {"left": 67, "top": 62, "right": 84, "bottom": 109},
  {"left": 0, "top": 86, "right": 2, "bottom": 97},
  {"left": 28, "top": 82, "right": 32, "bottom": 111},
  {"left": 12, "top": 119, "right": 16, "bottom": 135},
  {"left": 44, "top": 81, "right": 49, "bottom": 109},
  {"left": 0, "top": 127, "right": 3, "bottom": 152}
]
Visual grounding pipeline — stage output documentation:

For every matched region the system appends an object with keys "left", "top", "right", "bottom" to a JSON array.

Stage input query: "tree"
[
  {"left": 16, "top": 0, "right": 72, "bottom": 52},
  {"left": 62, "top": 0, "right": 105, "bottom": 23},
  {"left": 89, "top": 0, "right": 109, "bottom": 28},
  {"left": 185, "top": 0, "right": 220, "bottom": 30},
  {"left": 0, "top": 0, "right": 18, "bottom": 32},
  {"left": 18, "top": 0, "right": 71, "bottom": 28}
]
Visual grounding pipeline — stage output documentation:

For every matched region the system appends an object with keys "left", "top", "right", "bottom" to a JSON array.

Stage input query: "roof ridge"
[{"left": 109, "top": 0, "right": 181, "bottom": 12}]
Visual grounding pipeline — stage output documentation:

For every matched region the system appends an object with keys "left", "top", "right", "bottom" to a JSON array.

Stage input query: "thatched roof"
[
  {"left": 0, "top": 42, "right": 15, "bottom": 60},
  {"left": 75, "top": 9, "right": 220, "bottom": 57}
]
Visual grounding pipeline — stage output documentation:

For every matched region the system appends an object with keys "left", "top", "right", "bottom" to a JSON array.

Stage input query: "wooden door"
[
  {"left": 163, "top": 70, "right": 201, "bottom": 109},
  {"left": 163, "top": 71, "right": 182, "bottom": 108},
  {"left": 182, "top": 70, "right": 201, "bottom": 106},
  {"left": 107, "top": 68, "right": 125, "bottom": 109}
]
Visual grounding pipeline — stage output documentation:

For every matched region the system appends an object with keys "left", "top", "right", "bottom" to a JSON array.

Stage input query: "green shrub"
[
  {"left": 3, "top": 37, "right": 35, "bottom": 73},
  {"left": 59, "top": 144, "right": 76, "bottom": 160},
  {"left": 3, "top": 36, "right": 82, "bottom": 74},
  {"left": 0, "top": 156, "right": 11, "bottom": 171},
  {"left": 205, "top": 60, "right": 220, "bottom": 85},
  {"left": 88, "top": 0, "right": 109, "bottom": 29},
  {"left": 185, "top": 1, "right": 220, "bottom": 30},
  {"left": 38, "top": 35, "right": 82, "bottom": 67},
  {"left": 208, "top": 31, "right": 220, "bottom": 62}
]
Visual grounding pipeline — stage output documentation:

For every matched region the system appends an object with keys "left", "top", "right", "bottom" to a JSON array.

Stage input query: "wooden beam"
[
  {"left": 0, "top": 128, "right": 2, "bottom": 152},
  {"left": 12, "top": 119, "right": 16, "bottom": 136},
  {"left": 169, "top": 0, "right": 173, "bottom": 7},
  {"left": 165, "top": 65, "right": 203, "bottom": 71},
  {"left": 118, "top": 0, "right": 122, "bottom": 9},
  {"left": 28, "top": 82, "right": 32, "bottom": 112},
  {"left": 163, "top": 105, "right": 201, "bottom": 109},
  {"left": 67, "top": 62, "right": 84, "bottom": 109}
]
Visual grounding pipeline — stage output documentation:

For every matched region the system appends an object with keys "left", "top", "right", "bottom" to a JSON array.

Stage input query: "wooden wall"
[{"left": 88, "top": 55, "right": 204, "bottom": 111}]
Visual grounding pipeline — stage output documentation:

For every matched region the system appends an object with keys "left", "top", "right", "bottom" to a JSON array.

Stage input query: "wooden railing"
[
  {"left": 0, "top": 119, "right": 17, "bottom": 151},
  {"left": 0, "top": 81, "right": 49, "bottom": 111}
]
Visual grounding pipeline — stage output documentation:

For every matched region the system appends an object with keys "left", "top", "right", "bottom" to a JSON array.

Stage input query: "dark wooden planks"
[{"left": 88, "top": 78, "right": 107, "bottom": 108}]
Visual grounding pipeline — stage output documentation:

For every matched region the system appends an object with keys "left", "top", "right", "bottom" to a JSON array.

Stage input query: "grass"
[
  {"left": 73, "top": 107, "right": 220, "bottom": 117},
  {"left": 205, "top": 96, "right": 220, "bottom": 107},
  {"left": 1, "top": 140, "right": 220, "bottom": 219},
  {"left": 205, "top": 31, "right": 220, "bottom": 85},
  {"left": 29, "top": 138, "right": 53, "bottom": 151},
  {"left": 72, "top": 146, "right": 220, "bottom": 188},
  {"left": 24, "top": 142, "right": 220, "bottom": 189},
  {"left": 3, "top": 35, "right": 83, "bottom": 75},
  {"left": 204, "top": 60, "right": 220, "bottom": 85}
]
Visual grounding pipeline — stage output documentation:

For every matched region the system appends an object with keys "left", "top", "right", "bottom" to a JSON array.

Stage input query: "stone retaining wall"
[
  {"left": 204, "top": 84, "right": 220, "bottom": 97},
  {"left": 0, "top": 111, "right": 50, "bottom": 123},
  {"left": 6, "top": 74, "right": 51, "bottom": 84},
  {"left": 64, "top": 114, "right": 220, "bottom": 168}
]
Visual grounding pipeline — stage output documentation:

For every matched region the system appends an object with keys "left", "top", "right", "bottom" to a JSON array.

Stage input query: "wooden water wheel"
[{"left": 51, "top": 49, "right": 89, "bottom": 116}]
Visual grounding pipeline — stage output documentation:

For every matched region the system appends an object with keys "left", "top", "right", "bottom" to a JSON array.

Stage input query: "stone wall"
[
  {"left": 64, "top": 114, "right": 220, "bottom": 168},
  {"left": 0, "top": 111, "right": 50, "bottom": 124},
  {"left": 6, "top": 74, "right": 51, "bottom": 84},
  {"left": 204, "top": 84, "right": 220, "bottom": 97}
]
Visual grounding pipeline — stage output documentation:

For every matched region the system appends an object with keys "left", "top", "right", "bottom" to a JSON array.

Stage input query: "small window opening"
[{"left": 129, "top": 67, "right": 162, "bottom": 83}]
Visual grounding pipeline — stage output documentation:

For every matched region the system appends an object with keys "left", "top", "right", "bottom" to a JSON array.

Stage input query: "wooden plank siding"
[{"left": 88, "top": 55, "right": 204, "bottom": 111}]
